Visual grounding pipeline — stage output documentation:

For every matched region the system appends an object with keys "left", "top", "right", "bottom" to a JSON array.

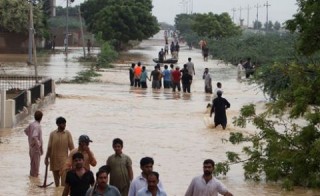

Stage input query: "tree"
[
  {"left": 253, "top": 20, "right": 262, "bottom": 29},
  {"left": 0, "top": 0, "right": 45, "bottom": 35},
  {"left": 174, "top": 14, "right": 196, "bottom": 36},
  {"left": 264, "top": 21, "right": 273, "bottom": 31},
  {"left": 285, "top": 0, "right": 320, "bottom": 56},
  {"left": 191, "top": 12, "right": 241, "bottom": 39},
  {"left": 213, "top": 0, "right": 320, "bottom": 190},
  {"left": 80, "top": 0, "right": 159, "bottom": 49},
  {"left": 274, "top": 21, "right": 281, "bottom": 31}
]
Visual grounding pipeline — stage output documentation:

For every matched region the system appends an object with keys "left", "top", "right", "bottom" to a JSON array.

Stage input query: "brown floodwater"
[{"left": 0, "top": 35, "right": 319, "bottom": 195}]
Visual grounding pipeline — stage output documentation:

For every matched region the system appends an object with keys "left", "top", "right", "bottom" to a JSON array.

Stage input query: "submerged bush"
[
  {"left": 96, "top": 41, "right": 118, "bottom": 68},
  {"left": 71, "top": 69, "right": 101, "bottom": 83}
]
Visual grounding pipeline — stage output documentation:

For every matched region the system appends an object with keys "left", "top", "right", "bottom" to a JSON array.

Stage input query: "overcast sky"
[{"left": 56, "top": 0, "right": 298, "bottom": 27}]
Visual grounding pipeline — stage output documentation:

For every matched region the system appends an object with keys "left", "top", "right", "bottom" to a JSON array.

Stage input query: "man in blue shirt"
[
  {"left": 86, "top": 166, "right": 121, "bottom": 196},
  {"left": 162, "top": 65, "right": 171, "bottom": 88},
  {"left": 137, "top": 172, "right": 167, "bottom": 196}
]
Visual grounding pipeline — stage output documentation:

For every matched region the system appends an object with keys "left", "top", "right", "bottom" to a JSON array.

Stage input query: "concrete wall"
[{"left": 0, "top": 81, "right": 56, "bottom": 128}]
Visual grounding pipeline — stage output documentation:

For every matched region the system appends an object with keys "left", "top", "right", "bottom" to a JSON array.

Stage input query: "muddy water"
[{"left": 0, "top": 39, "right": 319, "bottom": 195}]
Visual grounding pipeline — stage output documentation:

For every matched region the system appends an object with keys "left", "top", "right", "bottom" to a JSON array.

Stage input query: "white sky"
[{"left": 56, "top": 0, "right": 298, "bottom": 27}]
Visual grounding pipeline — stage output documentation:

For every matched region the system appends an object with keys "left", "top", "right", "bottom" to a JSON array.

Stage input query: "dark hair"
[
  {"left": 96, "top": 165, "right": 111, "bottom": 178},
  {"left": 142, "top": 66, "right": 146, "bottom": 71},
  {"left": 188, "top": 57, "right": 191, "bottom": 61},
  {"left": 140, "top": 157, "right": 154, "bottom": 167},
  {"left": 34, "top": 110, "right": 43, "bottom": 121},
  {"left": 113, "top": 138, "right": 123, "bottom": 146},
  {"left": 170, "top": 64, "right": 174, "bottom": 68},
  {"left": 217, "top": 82, "right": 222, "bottom": 88},
  {"left": 138, "top": 62, "right": 141, "bottom": 66},
  {"left": 203, "top": 159, "right": 215, "bottom": 167},
  {"left": 72, "top": 152, "right": 84, "bottom": 160},
  {"left": 164, "top": 65, "right": 168, "bottom": 69},
  {"left": 148, "top": 171, "right": 159, "bottom": 180},
  {"left": 56, "top": 117, "right": 66, "bottom": 125},
  {"left": 131, "top": 63, "right": 135, "bottom": 67}
]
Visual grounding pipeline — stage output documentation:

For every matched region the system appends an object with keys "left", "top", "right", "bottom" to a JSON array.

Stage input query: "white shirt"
[
  {"left": 128, "top": 174, "right": 164, "bottom": 196},
  {"left": 137, "top": 187, "right": 167, "bottom": 196},
  {"left": 186, "top": 61, "right": 195, "bottom": 76},
  {"left": 185, "top": 175, "right": 228, "bottom": 196},
  {"left": 237, "top": 63, "right": 243, "bottom": 72}
]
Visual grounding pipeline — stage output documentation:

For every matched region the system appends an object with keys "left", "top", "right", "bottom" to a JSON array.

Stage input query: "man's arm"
[
  {"left": 184, "top": 179, "right": 195, "bottom": 196},
  {"left": 128, "top": 179, "right": 136, "bottom": 196},
  {"left": 210, "top": 102, "right": 215, "bottom": 117},
  {"left": 127, "top": 165, "right": 133, "bottom": 181},
  {"left": 223, "top": 192, "right": 233, "bottom": 196},
  {"left": 87, "top": 150, "right": 97, "bottom": 167},
  {"left": 45, "top": 133, "right": 52, "bottom": 165},
  {"left": 67, "top": 131, "right": 75, "bottom": 151},
  {"left": 62, "top": 183, "right": 70, "bottom": 196}
]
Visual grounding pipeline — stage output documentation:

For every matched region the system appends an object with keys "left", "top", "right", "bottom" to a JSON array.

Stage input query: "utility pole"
[
  {"left": 246, "top": 5, "right": 251, "bottom": 27},
  {"left": 189, "top": 0, "right": 193, "bottom": 14},
  {"left": 231, "top": 8, "right": 236, "bottom": 24},
  {"left": 29, "top": 0, "right": 38, "bottom": 83},
  {"left": 239, "top": 6, "right": 244, "bottom": 26},
  {"left": 264, "top": 1, "right": 271, "bottom": 31},
  {"left": 254, "top": 3, "right": 261, "bottom": 22},
  {"left": 65, "top": 0, "right": 69, "bottom": 54},
  {"left": 185, "top": 0, "right": 189, "bottom": 14},
  {"left": 28, "top": 1, "right": 33, "bottom": 64},
  {"left": 78, "top": 6, "right": 86, "bottom": 58}
]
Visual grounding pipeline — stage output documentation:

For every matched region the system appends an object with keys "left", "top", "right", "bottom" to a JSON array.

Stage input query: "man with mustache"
[{"left": 185, "top": 159, "right": 233, "bottom": 196}]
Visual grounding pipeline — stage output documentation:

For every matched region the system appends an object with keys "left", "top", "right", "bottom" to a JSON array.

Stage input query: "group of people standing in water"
[
  {"left": 25, "top": 111, "right": 233, "bottom": 195},
  {"left": 129, "top": 57, "right": 195, "bottom": 93}
]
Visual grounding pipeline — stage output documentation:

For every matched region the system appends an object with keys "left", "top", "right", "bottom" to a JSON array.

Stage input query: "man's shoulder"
[
  {"left": 121, "top": 153, "right": 132, "bottom": 159},
  {"left": 108, "top": 184, "right": 120, "bottom": 192}
]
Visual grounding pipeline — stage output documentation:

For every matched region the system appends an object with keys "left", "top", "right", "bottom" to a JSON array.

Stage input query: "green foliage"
[
  {"left": 264, "top": 21, "right": 274, "bottom": 31},
  {"left": 216, "top": 104, "right": 320, "bottom": 189},
  {"left": 192, "top": 12, "right": 241, "bottom": 39},
  {"left": 72, "top": 69, "right": 101, "bottom": 83},
  {"left": 96, "top": 39, "right": 118, "bottom": 68},
  {"left": 274, "top": 21, "right": 281, "bottom": 31},
  {"left": 253, "top": 20, "right": 262, "bottom": 29},
  {"left": 175, "top": 14, "right": 197, "bottom": 35},
  {"left": 80, "top": 0, "right": 159, "bottom": 50},
  {"left": 208, "top": 32, "right": 297, "bottom": 65},
  {"left": 285, "top": 0, "right": 320, "bottom": 55},
  {"left": 174, "top": 13, "right": 241, "bottom": 48},
  {"left": 256, "top": 63, "right": 320, "bottom": 117},
  {"left": 55, "top": 6, "right": 80, "bottom": 17},
  {"left": 48, "top": 16, "right": 82, "bottom": 29},
  {"left": 0, "top": 0, "right": 46, "bottom": 36}
]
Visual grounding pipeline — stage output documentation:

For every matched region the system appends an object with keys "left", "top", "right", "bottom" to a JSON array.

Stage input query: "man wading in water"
[
  {"left": 24, "top": 110, "right": 43, "bottom": 177},
  {"left": 210, "top": 91, "right": 230, "bottom": 130}
]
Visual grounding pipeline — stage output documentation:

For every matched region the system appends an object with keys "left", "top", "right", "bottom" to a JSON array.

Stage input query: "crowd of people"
[
  {"left": 129, "top": 57, "right": 195, "bottom": 93},
  {"left": 24, "top": 113, "right": 233, "bottom": 195}
]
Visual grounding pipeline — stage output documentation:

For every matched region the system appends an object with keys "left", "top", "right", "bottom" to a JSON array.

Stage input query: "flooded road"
[{"left": 1, "top": 37, "right": 320, "bottom": 195}]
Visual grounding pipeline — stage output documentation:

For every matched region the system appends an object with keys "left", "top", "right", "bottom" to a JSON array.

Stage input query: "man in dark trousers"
[{"left": 210, "top": 91, "right": 230, "bottom": 129}]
